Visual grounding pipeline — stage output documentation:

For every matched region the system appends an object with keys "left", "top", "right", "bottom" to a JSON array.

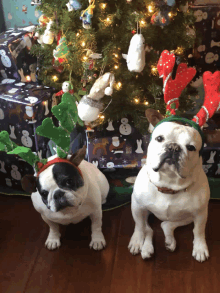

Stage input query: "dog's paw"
[
  {"left": 128, "top": 231, "right": 145, "bottom": 255},
  {"left": 45, "top": 238, "right": 61, "bottom": 250},
  {"left": 165, "top": 236, "right": 176, "bottom": 252},
  {"left": 192, "top": 241, "right": 209, "bottom": 262},
  {"left": 141, "top": 242, "right": 154, "bottom": 259},
  {"left": 90, "top": 233, "right": 106, "bottom": 250}
]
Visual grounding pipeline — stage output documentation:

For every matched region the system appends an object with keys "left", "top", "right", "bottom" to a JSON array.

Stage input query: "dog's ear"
[
  {"left": 69, "top": 145, "right": 87, "bottom": 166},
  {"left": 21, "top": 174, "right": 37, "bottom": 194},
  {"left": 145, "top": 109, "right": 164, "bottom": 127},
  {"left": 203, "top": 130, "right": 220, "bottom": 146}
]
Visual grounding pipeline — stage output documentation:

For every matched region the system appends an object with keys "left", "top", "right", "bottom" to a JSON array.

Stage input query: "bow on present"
[
  {"left": 157, "top": 50, "right": 196, "bottom": 116},
  {"left": 0, "top": 92, "right": 83, "bottom": 175}
]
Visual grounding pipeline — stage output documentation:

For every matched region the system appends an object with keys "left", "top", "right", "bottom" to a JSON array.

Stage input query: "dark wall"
[{"left": 0, "top": 0, "right": 6, "bottom": 33}]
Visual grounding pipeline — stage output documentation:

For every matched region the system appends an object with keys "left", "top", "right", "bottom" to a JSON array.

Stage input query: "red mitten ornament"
[{"left": 192, "top": 71, "right": 220, "bottom": 127}]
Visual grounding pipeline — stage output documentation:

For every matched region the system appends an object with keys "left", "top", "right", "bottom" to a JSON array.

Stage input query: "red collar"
[{"left": 37, "top": 158, "right": 83, "bottom": 178}]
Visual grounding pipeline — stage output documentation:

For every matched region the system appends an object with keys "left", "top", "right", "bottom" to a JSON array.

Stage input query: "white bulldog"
[
  {"left": 22, "top": 146, "right": 109, "bottom": 251},
  {"left": 128, "top": 109, "right": 211, "bottom": 262}
]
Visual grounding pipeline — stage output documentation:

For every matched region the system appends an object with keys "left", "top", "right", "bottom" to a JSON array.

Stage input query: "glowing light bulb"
[
  {"left": 114, "top": 65, "right": 119, "bottom": 69},
  {"left": 168, "top": 12, "right": 172, "bottom": 17},
  {"left": 81, "top": 41, "right": 86, "bottom": 47},
  {"left": 52, "top": 75, "right": 58, "bottom": 82},
  {"left": 26, "top": 75, "right": 31, "bottom": 82},
  {"left": 100, "top": 115, "right": 105, "bottom": 119},
  {"left": 83, "top": 56, "right": 88, "bottom": 61},
  {"left": 151, "top": 66, "right": 158, "bottom": 75},
  {"left": 140, "top": 19, "right": 146, "bottom": 27},
  {"left": 145, "top": 101, "right": 149, "bottom": 105},
  {"left": 148, "top": 5, "right": 154, "bottom": 13},
  {"left": 76, "top": 33, "right": 80, "bottom": 37},
  {"left": 101, "top": 3, "right": 106, "bottom": 9},
  {"left": 116, "top": 82, "right": 122, "bottom": 89},
  {"left": 114, "top": 53, "right": 118, "bottom": 58},
  {"left": 134, "top": 98, "right": 139, "bottom": 103}
]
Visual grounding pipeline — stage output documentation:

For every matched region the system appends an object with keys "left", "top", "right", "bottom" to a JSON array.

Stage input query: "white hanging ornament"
[
  {"left": 122, "top": 33, "right": 145, "bottom": 73},
  {"left": 42, "top": 20, "right": 54, "bottom": 45},
  {"left": 77, "top": 72, "right": 115, "bottom": 123}
]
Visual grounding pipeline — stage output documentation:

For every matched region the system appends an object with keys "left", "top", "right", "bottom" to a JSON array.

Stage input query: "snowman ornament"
[
  {"left": 21, "top": 130, "right": 33, "bottom": 147},
  {"left": 0, "top": 49, "right": 12, "bottom": 68},
  {"left": 119, "top": 118, "right": 132, "bottom": 135},
  {"left": 11, "top": 165, "right": 22, "bottom": 180}
]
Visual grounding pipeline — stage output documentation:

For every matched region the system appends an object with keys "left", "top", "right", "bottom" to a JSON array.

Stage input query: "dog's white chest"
[{"left": 145, "top": 194, "right": 192, "bottom": 222}]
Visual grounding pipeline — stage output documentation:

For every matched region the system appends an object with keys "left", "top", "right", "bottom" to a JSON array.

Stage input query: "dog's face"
[
  {"left": 21, "top": 146, "right": 87, "bottom": 213},
  {"left": 147, "top": 122, "right": 202, "bottom": 179},
  {"left": 37, "top": 162, "right": 84, "bottom": 212}
]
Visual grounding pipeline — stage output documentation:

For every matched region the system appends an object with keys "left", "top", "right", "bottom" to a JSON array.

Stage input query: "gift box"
[
  {"left": 86, "top": 117, "right": 150, "bottom": 169},
  {"left": 0, "top": 25, "right": 37, "bottom": 83},
  {"left": 0, "top": 81, "right": 58, "bottom": 191},
  {"left": 192, "top": 5, "right": 220, "bottom": 75}
]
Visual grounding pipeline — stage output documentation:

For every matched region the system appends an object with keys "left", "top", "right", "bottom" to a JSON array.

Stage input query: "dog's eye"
[
  {"left": 66, "top": 179, "right": 73, "bottom": 186},
  {"left": 155, "top": 136, "right": 164, "bottom": 142},
  {"left": 186, "top": 145, "right": 196, "bottom": 151},
  {"left": 41, "top": 190, "right": 48, "bottom": 198}
]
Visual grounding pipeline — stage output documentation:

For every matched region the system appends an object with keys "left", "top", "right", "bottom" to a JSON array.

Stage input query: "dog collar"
[
  {"left": 37, "top": 158, "right": 83, "bottom": 178},
  {"left": 149, "top": 178, "right": 191, "bottom": 194},
  {"left": 151, "top": 116, "right": 205, "bottom": 156}
]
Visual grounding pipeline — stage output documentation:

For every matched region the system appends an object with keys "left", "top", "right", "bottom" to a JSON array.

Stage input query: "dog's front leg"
[
  {"left": 128, "top": 198, "right": 154, "bottom": 259},
  {"left": 89, "top": 209, "right": 106, "bottom": 250},
  {"left": 192, "top": 208, "right": 209, "bottom": 262},
  {"left": 42, "top": 215, "right": 61, "bottom": 250}
]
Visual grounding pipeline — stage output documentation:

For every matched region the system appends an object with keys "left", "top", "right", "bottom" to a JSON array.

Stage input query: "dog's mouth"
[{"left": 153, "top": 152, "right": 186, "bottom": 179}]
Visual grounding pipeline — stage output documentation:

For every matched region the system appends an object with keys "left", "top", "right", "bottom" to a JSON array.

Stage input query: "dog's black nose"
[
  {"left": 54, "top": 190, "right": 65, "bottom": 200},
  {"left": 167, "top": 143, "right": 181, "bottom": 153}
]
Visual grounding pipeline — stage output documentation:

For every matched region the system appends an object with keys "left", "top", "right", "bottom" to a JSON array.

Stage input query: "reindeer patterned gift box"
[
  {"left": 0, "top": 81, "right": 58, "bottom": 191},
  {"left": 86, "top": 118, "right": 150, "bottom": 170}
]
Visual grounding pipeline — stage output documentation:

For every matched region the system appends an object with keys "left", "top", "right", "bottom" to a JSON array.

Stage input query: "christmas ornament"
[
  {"left": 166, "top": 0, "right": 175, "bottom": 7},
  {"left": 55, "top": 81, "right": 74, "bottom": 96},
  {"left": 80, "top": 0, "right": 95, "bottom": 29},
  {"left": 38, "top": 14, "right": 50, "bottom": 27},
  {"left": 157, "top": 50, "right": 196, "bottom": 116},
  {"left": 122, "top": 33, "right": 145, "bottom": 73},
  {"left": 77, "top": 72, "right": 115, "bottom": 123},
  {"left": 66, "top": 0, "right": 82, "bottom": 11},
  {"left": 151, "top": 8, "right": 170, "bottom": 27},
  {"left": 42, "top": 20, "right": 55, "bottom": 45},
  {"left": 53, "top": 36, "right": 69, "bottom": 61}
]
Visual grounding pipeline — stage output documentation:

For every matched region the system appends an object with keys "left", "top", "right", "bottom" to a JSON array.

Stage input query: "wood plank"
[
  {"left": 110, "top": 205, "right": 154, "bottom": 293},
  {"left": 0, "top": 195, "right": 48, "bottom": 293},
  {"left": 24, "top": 206, "right": 125, "bottom": 293}
]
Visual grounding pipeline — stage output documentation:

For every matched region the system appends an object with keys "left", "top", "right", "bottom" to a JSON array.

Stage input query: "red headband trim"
[{"left": 37, "top": 158, "right": 83, "bottom": 178}]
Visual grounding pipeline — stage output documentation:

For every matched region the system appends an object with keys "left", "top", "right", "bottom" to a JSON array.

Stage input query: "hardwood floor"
[{"left": 0, "top": 194, "right": 220, "bottom": 293}]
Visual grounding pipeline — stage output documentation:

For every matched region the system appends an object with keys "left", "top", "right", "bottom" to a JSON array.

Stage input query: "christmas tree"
[{"left": 31, "top": 0, "right": 197, "bottom": 132}]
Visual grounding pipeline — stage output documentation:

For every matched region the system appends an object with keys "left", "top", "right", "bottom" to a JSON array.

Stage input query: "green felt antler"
[
  {"left": 36, "top": 118, "right": 70, "bottom": 158},
  {"left": 36, "top": 92, "right": 82, "bottom": 158},
  {"left": 0, "top": 131, "right": 46, "bottom": 169}
]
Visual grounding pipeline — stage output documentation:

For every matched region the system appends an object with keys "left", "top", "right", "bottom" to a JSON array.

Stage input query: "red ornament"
[
  {"left": 151, "top": 14, "right": 157, "bottom": 24},
  {"left": 132, "top": 29, "right": 136, "bottom": 34}
]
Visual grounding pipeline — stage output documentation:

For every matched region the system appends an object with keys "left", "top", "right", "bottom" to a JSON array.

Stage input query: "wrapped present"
[
  {"left": 0, "top": 81, "right": 59, "bottom": 191},
  {"left": 0, "top": 25, "right": 37, "bottom": 83},
  {"left": 191, "top": 5, "right": 220, "bottom": 76},
  {"left": 86, "top": 117, "right": 150, "bottom": 169}
]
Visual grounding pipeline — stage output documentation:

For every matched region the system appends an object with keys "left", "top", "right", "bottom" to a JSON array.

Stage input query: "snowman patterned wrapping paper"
[
  {"left": 86, "top": 118, "right": 150, "bottom": 170},
  {"left": 0, "top": 81, "right": 59, "bottom": 191},
  {"left": 191, "top": 4, "right": 220, "bottom": 76}
]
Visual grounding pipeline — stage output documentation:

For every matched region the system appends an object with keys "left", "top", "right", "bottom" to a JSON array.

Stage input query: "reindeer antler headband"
[
  {"left": 0, "top": 92, "right": 83, "bottom": 174},
  {"left": 153, "top": 50, "right": 220, "bottom": 155}
]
